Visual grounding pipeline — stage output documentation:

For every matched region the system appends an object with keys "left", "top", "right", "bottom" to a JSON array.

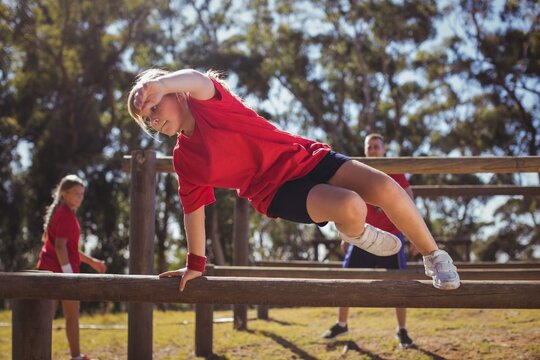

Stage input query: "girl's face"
[
  {"left": 365, "top": 138, "right": 386, "bottom": 157},
  {"left": 62, "top": 185, "right": 85, "bottom": 209},
  {"left": 147, "top": 93, "right": 191, "bottom": 137}
]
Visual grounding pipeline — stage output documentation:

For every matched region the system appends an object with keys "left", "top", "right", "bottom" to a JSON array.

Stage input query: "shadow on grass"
[
  {"left": 258, "top": 317, "right": 300, "bottom": 326},
  {"left": 409, "top": 345, "right": 447, "bottom": 360},
  {"left": 325, "top": 340, "right": 385, "bottom": 360},
  {"left": 202, "top": 354, "right": 228, "bottom": 360},
  {"left": 247, "top": 329, "right": 318, "bottom": 360}
]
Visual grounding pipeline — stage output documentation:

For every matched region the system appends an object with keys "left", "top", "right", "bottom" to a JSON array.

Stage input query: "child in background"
[
  {"left": 127, "top": 69, "right": 460, "bottom": 292},
  {"left": 37, "top": 174, "right": 106, "bottom": 360},
  {"left": 322, "top": 133, "right": 417, "bottom": 347}
]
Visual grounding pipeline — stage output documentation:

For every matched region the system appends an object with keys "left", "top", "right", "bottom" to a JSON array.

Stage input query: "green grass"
[{"left": 1, "top": 306, "right": 539, "bottom": 359}]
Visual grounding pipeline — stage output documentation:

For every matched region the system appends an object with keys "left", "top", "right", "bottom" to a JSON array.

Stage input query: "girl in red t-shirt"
[
  {"left": 37, "top": 174, "right": 106, "bottom": 360},
  {"left": 127, "top": 69, "right": 460, "bottom": 292}
]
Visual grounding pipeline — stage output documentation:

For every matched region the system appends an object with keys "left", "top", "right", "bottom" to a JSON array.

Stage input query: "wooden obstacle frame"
[{"left": 2, "top": 153, "right": 539, "bottom": 359}]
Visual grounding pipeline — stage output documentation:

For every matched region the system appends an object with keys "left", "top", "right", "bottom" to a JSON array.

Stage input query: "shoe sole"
[{"left": 432, "top": 278, "right": 461, "bottom": 290}]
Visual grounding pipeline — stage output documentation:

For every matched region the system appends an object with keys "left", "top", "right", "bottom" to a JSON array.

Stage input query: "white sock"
[{"left": 338, "top": 321, "right": 347, "bottom": 327}]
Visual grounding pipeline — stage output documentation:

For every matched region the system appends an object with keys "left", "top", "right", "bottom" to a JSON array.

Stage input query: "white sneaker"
[
  {"left": 423, "top": 249, "right": 461, "bottom": 290},
  {"left": 340, "top": 224, "right": 402, "bottom": 256}
]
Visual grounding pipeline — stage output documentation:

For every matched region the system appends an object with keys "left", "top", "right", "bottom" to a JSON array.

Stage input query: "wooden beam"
[
  {"left": 1, "top": 272, "right": 539, "bottom": 309},
  {"left": 123, "top": 156, "right": 540, "bottom": 174},
  {"left": 412, "top": 185, "right": 540, "bottom": 197},
  {"left": 254, "top": 260, "right": 540, "bottom": 269},
  {"left": 210, "top": 266, "right": 540, "bottom": 281}
]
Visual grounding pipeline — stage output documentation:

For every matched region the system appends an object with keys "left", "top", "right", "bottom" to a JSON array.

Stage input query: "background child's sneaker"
[
  {"left": 396, "top": 328, "right": 414, "bottom": 348},
  {"left": 321, "top": 323, "right": 348, "bottom": 340},
  {"left": 423, "top": 249, "right": 461, "bottom": 290},
  {"left": 71, "top": 354, "right": 95, "bottom": 360},
  {"left": 340, "top": 224, "right": 401, "bottom": 256}
]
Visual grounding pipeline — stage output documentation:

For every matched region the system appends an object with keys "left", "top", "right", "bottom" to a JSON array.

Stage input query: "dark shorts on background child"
[
  {"left": 267, "top": 151, "right": 350, "bottom": 226},
  {"left": 343, "top": 233, "right": 407, "bottom": 269}
]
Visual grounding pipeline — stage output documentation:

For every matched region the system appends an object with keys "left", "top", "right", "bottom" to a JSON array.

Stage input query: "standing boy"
[{"left": 321, "top": 133, "right": 416, "bottom": 348}]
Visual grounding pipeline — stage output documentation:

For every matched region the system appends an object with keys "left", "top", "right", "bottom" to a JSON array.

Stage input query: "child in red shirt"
[
  {"left": 127, "top": 69, "right": 460, "bottom": 292},
  {"left": 322, "top": 133, "right": 418, "bottom": 347},
  {"left": 37, "top": 175, "right": 106, "bottom": 360}
]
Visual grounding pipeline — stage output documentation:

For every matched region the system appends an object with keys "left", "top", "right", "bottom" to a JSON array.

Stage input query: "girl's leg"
[
  {"left": 396, "top": 308, "right": 406, "bottom": 328},
  {"left": 307, "top": 183, "right": 401, "bottom": 256},
  {"left": 51, "top": 299, "right": 59, "bottom": 319},
  {"left": 62, "top": 300, "right": 81, "bottom": 358},
  {"left": 306, "top": 159, "right": 460, "bottom": 289},
  {"left": 306, "top": 184, "right": 401, "bottom": 256},
  {"left": 338, "top": 307, "right": 349, "bottom": 323},
  {"left": 327, "top": 160, "right": 437, "bottom": 256},
  {"left": 306, "top": 184, "right": 367, "bottom": 236}
]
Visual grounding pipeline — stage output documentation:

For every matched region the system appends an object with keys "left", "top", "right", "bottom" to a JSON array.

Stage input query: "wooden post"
[
  {"left": 128, "top": 150, "right": 156, "bottom": 360},
  {"left": 233, "top": 198, "right": 249, "bottom": 330},
  {"left": 195, "top": 303, "right": 214, "bottom": 356},
  {"left": 195, "top": 266, "right": 214, "bottom": 356},
  {"left": 12, "top": 299, "right": 52, "bottom": 360},
  {"left": 257, "top": 305, "right": 269, "bottom": 320}
]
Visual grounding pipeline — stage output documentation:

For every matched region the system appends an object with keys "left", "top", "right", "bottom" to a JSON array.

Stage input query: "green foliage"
[{"left": 1, "top": 0, "right": 538, "bottom": 275}]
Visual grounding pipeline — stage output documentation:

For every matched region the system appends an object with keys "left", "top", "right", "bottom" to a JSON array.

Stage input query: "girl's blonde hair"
[
  {"left": 127, "top": 69, "right": 234, "bottom": 135},
  {"left": 43, "top": 174, "right": 85, "bottom": 233}
]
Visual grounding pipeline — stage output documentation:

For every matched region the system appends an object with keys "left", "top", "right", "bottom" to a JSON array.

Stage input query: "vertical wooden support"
[
  {"left": 12, "top": 299, "right": 52, "bottom": 360},
  {"left": 195, "top": 266, "right": 214, "bottom": 356},
  {"left": 128, "top": 150, "right": 156, "bottom": 360},
  {"left": 257, "top": 305, "right": 269, "bottom": 320},
  {"left": 233, "top": 197, "right": 250, "bottom": 330}
]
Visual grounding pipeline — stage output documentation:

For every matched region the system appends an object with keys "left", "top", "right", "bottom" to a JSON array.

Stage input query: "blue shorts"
[
  {"left": 267, "top": 151, "right": 350, "bottom": 226},
  {"left": 343, "top": 233, "right": 407, "bottom": 269}
]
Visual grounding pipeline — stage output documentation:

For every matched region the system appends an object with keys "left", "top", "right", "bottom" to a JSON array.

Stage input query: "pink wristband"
[{"left": 186, "top": 252, "right": 206, "bottom": 272}]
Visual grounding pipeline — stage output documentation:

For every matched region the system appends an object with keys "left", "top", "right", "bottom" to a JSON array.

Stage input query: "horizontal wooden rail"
[
  {"left": 311, "top": 238, "right": 471, "bottom": 245},
  {"left": 122, "top": 156, "right": 540, "bottom": 174},
  {"left": 254, "top": 260, "right": 540, "bottom": 269},
  {"left": 412, "top": 185, "right": 540, "bottom": 197},
  {"left": 1, "top": 272, "right": 540, "bottom": 309},
  {"left": 210, "top": 266, "right": 540, "bottom": 281}
]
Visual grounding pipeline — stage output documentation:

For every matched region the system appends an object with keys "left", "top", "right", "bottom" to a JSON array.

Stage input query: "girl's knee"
[
  {"left": 372, "top": 175, "right": 402, "bottom": 204},
  {"left": 340, "top": 192, "right": 367, "bottom": 224}
]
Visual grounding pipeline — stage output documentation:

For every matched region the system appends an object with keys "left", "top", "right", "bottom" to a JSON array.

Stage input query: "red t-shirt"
[
  {"left": 365, "top": 174, "right": 410, "bottom": 235},
  {"left": 37, "top": 203, "right": 81, "bottom": 273},
  {"left": 173, "top": 79, "right": 331, "bottom": 215}
]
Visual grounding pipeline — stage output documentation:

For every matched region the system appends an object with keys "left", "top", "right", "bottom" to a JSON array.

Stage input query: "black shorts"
[{"left": 267, "top": 151, "right": 350, "bottom": 226}]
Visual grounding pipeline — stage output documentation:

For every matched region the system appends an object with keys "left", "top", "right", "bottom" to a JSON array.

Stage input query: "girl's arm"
[
  {"left": 54, "top": 237, "right": 72, "bottom": 272},
  {"left": 184, "top": 205, "right": 206, "bottom": 257},
  {"left": 134, "top": 69, "right": 215, "bottom": 115},
  {"left": 159, "top": 205, "right": 207, "bottom": 292},
  {"left": 79, "top": 251, "right": 107, "bottom": 273}
]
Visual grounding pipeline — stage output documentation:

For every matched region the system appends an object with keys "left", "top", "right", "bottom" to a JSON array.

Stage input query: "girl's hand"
[
  {"left": 91, "top": 259, "right": 107, "bottom": 274},
  {"left": 159, "top": 267, "right": 203, "bottom": 292},
  {"left": 133, "top": 80, "right": 168, "bottom": 115}
]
